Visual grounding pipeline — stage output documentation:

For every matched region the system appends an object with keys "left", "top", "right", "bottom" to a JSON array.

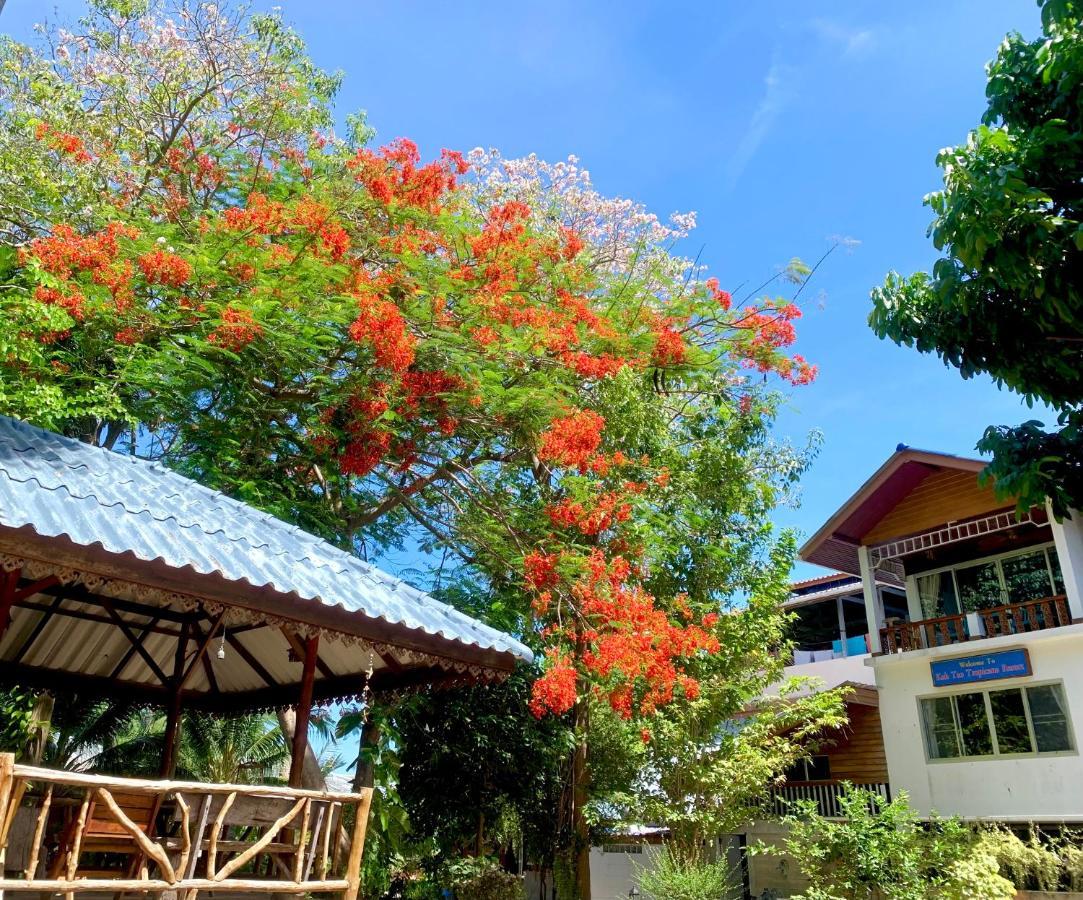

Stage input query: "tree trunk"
[
  {"left": 349, "top": 720, "right": 381, "bottom": 793},
  {"left": 276, "top": 709, "right": 325, "bottom": 790},
  {"left": 25, "top": 694, "right": 53, "bottom": 764},
  {"left": 572, "top": 692, "right": 591, "bottom": 900}
]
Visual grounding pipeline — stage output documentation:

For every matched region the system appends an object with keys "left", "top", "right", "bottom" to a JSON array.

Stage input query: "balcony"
[
  {"left": 879, "top": 595, "right": 1072, "bottom": 654},
  {"left": 768, "top": 781, "right": 891, "bottom": 819}
]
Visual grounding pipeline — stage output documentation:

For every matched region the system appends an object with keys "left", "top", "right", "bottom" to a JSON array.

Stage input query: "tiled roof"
[{"left": 0, "top": 415, "right": 532, "bottom": 666}]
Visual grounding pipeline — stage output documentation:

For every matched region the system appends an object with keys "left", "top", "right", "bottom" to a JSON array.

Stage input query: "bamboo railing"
[{"left": 0, "top": 753, "right": 372, "bottom": 897}]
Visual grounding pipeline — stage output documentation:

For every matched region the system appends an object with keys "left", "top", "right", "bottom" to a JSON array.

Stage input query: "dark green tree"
[
  {"left": 394, "top": 667, "right": 570, "bottom": 866},
  {"left": 870, "top": 0, "right": 1083, "bottom": 515}
]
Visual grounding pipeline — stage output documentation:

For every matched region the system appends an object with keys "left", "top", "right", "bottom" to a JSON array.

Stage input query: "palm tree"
[{"left": 177, "top": 712, "right": 289, "bottom": 785}]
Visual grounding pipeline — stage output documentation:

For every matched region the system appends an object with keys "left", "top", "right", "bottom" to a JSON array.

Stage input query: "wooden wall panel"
[
  {"left": 820, "top": 704, "right": 889, "bottom": 784},
  {"left": 863, "top": 469, "right": 1012, "bottom": 545}
]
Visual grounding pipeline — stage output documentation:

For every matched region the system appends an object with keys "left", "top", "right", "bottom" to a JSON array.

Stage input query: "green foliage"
[
  {"left": 0, "top": 687, "right": 37, "bottom": 754},
  {"left": 602, "top": 531, "right": 848, "bottom": 855},
  {"left": 766, "top": 785, "right": 1009, "bottom": 900},
  {"left": 636, "top": 847, "right": 739, "bottom": 900},
  {"left": 980, "top": 826, "right": 1083, "bottom": 892},
  {"left": 176, "top": 712, "right": 289, "bottom": 785},
  {"left": 394, "top": 667, "right": 571, "bottom": 862},
  {"left": 441, "top": 857, "right": 525, "bottom": 900},
  {"left": 870, "top": 0, "right": 1083, "bottom": 515}
]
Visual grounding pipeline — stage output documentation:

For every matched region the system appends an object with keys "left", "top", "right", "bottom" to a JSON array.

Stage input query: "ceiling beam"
[
  {"left": 10, "top": 593, "right": 66, "bottom": 664},
  {"left": 225, "top": 631, "right": 278, "bottom": 688},
  {"left": 100, "top": 597, "right": 170, "bottom": 686}
]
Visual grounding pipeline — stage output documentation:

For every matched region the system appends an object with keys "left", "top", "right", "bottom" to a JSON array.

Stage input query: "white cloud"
[
  {"left": 725, "top": 55, "right": 797, "bottom": 189},
  {"left": 809, "top": 18, "right": 878, "bottom": 59}
]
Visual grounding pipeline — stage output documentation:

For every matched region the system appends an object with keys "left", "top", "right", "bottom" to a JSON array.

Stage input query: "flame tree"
[{"left": 0, "top": 2, "right": 836, "bottom": 894}]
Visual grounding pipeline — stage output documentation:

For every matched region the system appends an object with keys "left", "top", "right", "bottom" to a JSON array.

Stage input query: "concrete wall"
[
  {"left": 587, "top": 843, "right": 663, "bottom": 900},
  {"left": 872, "top": 624, "right": 1083, "bottom": 821},
  {"left": 744, "top": 821, "right": 810, "bottom": 899}
]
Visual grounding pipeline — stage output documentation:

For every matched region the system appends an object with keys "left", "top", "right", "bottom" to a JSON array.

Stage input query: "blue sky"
[{"left": 4, "top": 0, "right": 1046, "bottom": 580}]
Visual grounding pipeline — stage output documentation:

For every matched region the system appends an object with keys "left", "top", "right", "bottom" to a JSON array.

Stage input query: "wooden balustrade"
[
  {"left": 0, "top": 754, "right": 372, "bottom": 897},
  {"left": 879, "top": 595, "right": 1073, "bottom": 655},
  {"left": 979, "top": 594, "right": 1071, "bottom": 638},
  {"left": 881, "top": 612, "right": 968, "bottom": 653},
  {"left": 768, "top": 781, "right": 891, "bottom": 818}
]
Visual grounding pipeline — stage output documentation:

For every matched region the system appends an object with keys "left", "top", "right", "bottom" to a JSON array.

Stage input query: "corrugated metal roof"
[{"left": 0, "top": 415, "right": 532, "bottom": 667}]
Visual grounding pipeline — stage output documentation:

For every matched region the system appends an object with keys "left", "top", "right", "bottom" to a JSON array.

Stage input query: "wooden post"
[
  {"left": 161, "top": 622, "right": 190, "bottom": 778},
  {"left": 160, "top": 691, "right": 184, "bottom": 779},
  {"left": 0, "top": 752, "right": 13, "bottom": 895},
  {"left": 0, "top": 569, "right": 19, "bottom": 641},
  {"left": 342, "top": 789, "right": 373, "bottom": 900},
  {"left": 288, "top": 635, "right": 319, "bottom": 789}
]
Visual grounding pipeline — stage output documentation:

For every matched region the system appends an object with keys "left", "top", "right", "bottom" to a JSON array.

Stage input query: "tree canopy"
[
  {"left": 870, "top": 0, "right": 1083, "bottom": 514},
  {"left": 0, "top": 3, "right": 839, "bottom": 895}
]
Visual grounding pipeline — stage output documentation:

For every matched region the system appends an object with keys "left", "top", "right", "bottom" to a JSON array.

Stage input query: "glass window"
[
  {"left": 956, "top": 692, "right": 994, "bottom": 756},
  {"left": 956, "top": 561, "right": 1004, "bottom": 611},
  {"left": 1002, "top": 550, "right": 1055, "bottom": 603},
  {"left": 921, "top": 683, "right": 1074, "bottom": 760},
  {"left": 989, "top": 689, "right": 1032, "bottom": 754},
  {"left": 1027, "top": 684, "right": 1072, "bottom": 752},
  {"left": 922, "top": 696, "right": 961, "bottom": 760},
  {"left": 805, "top": 755, "right": 831, "bottom": 781},
  {"left": 916, "top": 571, "right": 959, "bottom": 618},
  {"left": 1049, "top": 549, "right": 1066, "bottom": 596},
  {"left": 784, "top": 755, "right": 832, "bottom": 782}
]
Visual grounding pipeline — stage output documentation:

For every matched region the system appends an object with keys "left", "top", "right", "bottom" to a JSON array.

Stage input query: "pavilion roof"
[{"left": 0, "top": 415, "right": 531, "bottom": 708}]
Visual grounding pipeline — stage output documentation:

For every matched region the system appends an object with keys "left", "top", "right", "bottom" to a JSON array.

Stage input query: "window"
[
  {"left": 785, "top": 755, "right": 831, "bottom": 782},
  {"left": 921, "top": 683, "right": 1074, "bottom": 760},
  {"left": 911, "top": 545, "right": 1064, "bottom": 615}
]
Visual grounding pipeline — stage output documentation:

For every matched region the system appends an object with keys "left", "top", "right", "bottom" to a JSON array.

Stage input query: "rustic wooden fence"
[{"left": 0, "top": 753, "right": 372, "bottom": 897}]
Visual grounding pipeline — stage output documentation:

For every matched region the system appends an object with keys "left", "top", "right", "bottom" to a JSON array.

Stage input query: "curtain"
[{"left": 917, "top": 571, "right": 942, "bottom": 618}]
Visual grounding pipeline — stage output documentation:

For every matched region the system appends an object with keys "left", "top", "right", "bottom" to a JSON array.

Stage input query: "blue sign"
[{"left": 931, "top": 649, "right": 1031, "bottom": 687}]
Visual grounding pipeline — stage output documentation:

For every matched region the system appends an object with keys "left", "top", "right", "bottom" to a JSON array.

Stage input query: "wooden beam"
[
  {"left": 0, "top": 566, "right": 20, "bottom": 637},
  {"left": 107, "top": 617, "right": 163, "bottom": 679},
  {"left": 188, "top": 618, "right": 220, "bottom": 695},
  {"left": 280, "top": 627, "right": 335, "bottom": 680},
  {"left": 14, "top": 596, "right": 183, "bottom": 640},
  {"left": 0, "top": 660, "right": 170, "bottom": 705},
  {"left": 11, "top": 574, "right": 60, "bottom": 604},
  {"left": 160, "top": 622, "right": 190, "bottom": 779},
  {"left": 289, "top": 635, "right": 319, "bottom": 789},
  {"left": 10, "top": 593, "right": 65, "bottom": 664},
  {"left": 0, "top": 529, "right": 518, "bottom": 673},
  {"left": 226, "top": 632, "right": 279, "bottom": 688},
  {"left": 191, "top": 665, "right": 471, "bottom": 713},
  {"left": 178, "top": 611, "right": 225, "bottom": 691},
  {"left": 34, "top": 581, "right": 190, "bottom": 623},
  {"left": 99, "top": 597, "right": 170, "bottom": 686}
]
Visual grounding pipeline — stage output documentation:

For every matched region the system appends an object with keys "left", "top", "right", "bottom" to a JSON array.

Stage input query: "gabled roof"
[
  {"left": 0, "top": 415, "right": 531, "bottom": 704},
  {"left": 800, "top": 446, "right": 988, "bottom": 576}
]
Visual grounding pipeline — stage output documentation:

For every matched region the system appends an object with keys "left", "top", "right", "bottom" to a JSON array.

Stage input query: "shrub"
[
  {"left": 441, "top": 857, "right": 524, "bottom": 900},
  {"left": 636, "top": 847, "right": 739, "bottom": 900}
]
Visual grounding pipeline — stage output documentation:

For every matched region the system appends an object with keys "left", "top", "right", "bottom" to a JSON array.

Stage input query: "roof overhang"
[
  {"left": 800, "top": 448, "right": 988, "bottom": 576},
  {"left": 0, "top": 527, "right": 523, "bottom": 711}
]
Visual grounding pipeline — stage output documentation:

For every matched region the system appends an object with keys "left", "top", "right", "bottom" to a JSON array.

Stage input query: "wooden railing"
[
  {"left": 979, "top": 595, "right": 1071, "bottom": 638},
  {"left": 881, "top": 613, "right": 967, "bottom": 653},
  {"left": 768, "top": 782, "right": 890, "bottom": 819},
  {"left": 0, "top": 753, "right": 371, "bottom": 896},
  {"left": 879, "top": 595, "right": 1073, "bottom": 654}
]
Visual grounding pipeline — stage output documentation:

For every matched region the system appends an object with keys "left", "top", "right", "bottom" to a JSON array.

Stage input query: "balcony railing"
[
  {"left": 0, "top": 754, "right": 371, "bottom": 896},
  {"left": 768, "top": 781, "right": 891, "bottom": 818},
  {"left": 879, "top": 595, "right": 1072, "bottom": 654}
]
